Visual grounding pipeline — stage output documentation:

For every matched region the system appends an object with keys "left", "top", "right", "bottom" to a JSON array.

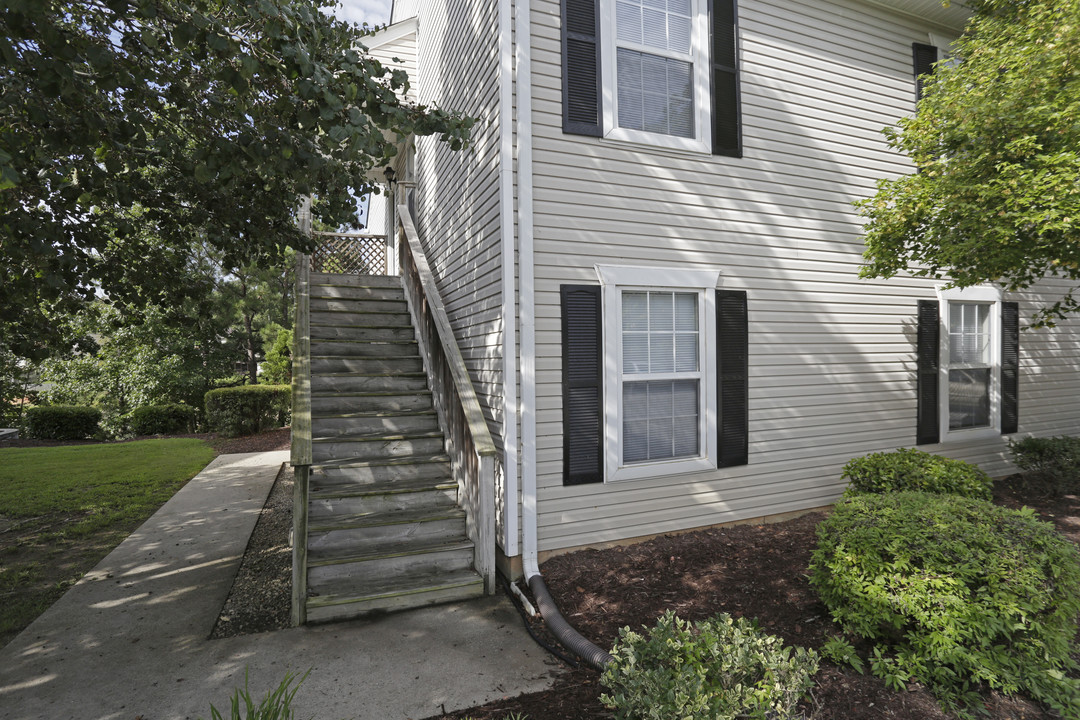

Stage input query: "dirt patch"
[{"left": 425, "top": 479, "right": 1080, "bottom": 720}]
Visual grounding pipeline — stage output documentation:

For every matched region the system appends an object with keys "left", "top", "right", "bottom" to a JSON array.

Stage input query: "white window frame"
[
  {"left": 937, "top": 286, "right": 1001, "bottom": 442},
  {"left": 599, "top": 0, "right": 712, "bottom": 153},
  {"left": 597, "top": 264, "right": 721, "bottom": 481}
]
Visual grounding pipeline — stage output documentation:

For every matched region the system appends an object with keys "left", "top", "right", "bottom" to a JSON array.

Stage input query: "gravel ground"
[{"left": 210, "top": 462, "right": 294, "bottom": 638}]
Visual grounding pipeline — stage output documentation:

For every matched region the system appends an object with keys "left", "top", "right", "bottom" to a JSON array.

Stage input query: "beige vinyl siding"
[
  {"left": 414, "top": 0, "right": 504, "bottom": 446},
  {"left": 529, "top": 0, "right": 1080, "bottom": 552},
  {"left": 366, "top": 25, "right": 418, "bottom": 103},
  {"left": 413, "top": 0, "right": 512, "bottom": 545}
]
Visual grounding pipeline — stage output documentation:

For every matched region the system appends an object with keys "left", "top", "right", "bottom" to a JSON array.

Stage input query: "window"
[
  {"left": 915, "top": 287, "right": 1020, "bottom": 445},
  {"left": 560, "top": 277, "right": 748, "bottom": 486},
  {"left": 947, "top": 302, "right": 992, "bottom": 430},
  {"left": 621, "top": 291, "right": 703, "bottom": 463},
  {"left": 561, "top": 0, "right": 740, "bottom": 156},
  {"left": 599, "top": 266, "right": 719, "bottom": 481},
  {"left": 603, "top": 0, "right": 710, "bottom": 150}
]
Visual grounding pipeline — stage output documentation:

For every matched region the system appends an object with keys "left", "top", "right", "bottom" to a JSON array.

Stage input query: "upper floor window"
[
  {"left": 603, "top": 0, "right": 710, "bottom": 150},
  {"left": 561, "top": 0, "right": 741, "bottom": 157}
]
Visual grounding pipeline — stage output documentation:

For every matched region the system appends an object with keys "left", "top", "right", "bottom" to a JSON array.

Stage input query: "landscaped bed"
[{"left": 424, "top": 475, "right": 1080, "bottom": 720}]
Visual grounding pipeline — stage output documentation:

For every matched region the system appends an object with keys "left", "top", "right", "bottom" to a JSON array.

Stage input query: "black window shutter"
[
  {"left": 561, "top": 285, "right": 604, "bottom": 484},
  {"left": 717, "top": 289, "right": 748, "bottom": 467},
  {"left": 912, "top": 42, "right": 938, "bottom": 103},
  {"left": 1001, "top": 301, "right": 1020, "bottom": 435},
  {"left": 562, "top": 0, "right": 602, "bottom": 136},
  {"left": 711, "top": 0, "right": 741, "bottom": 157},
  {"left": 916, "top": 300, "right": 940, "bottom": 445}
]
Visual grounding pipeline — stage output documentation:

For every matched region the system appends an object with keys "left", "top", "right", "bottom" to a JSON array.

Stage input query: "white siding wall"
[
  {"left": 529, "top": 0, "right": 1080, "bottom": 552},
  {"left": 414, "top": 0, "right": 508, "bottom": 523},
  {"left": 367, "top": 25, "right": 419, "bottom": 104}
]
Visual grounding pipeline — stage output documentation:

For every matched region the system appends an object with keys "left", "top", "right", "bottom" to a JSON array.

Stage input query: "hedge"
[
  {"left": 25, "top": 405, "right": 102, "bottom": 440},
  {"left": 131, "top": 403, "right": 198, "bottom": 436},
  {"left": 204, "top": 385, "right": 290, "bottom": 437}
]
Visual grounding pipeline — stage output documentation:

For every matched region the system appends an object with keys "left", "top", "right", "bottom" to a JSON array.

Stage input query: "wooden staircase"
[{"left": 303, "top": 272, "right": 485, "bottom": 622}]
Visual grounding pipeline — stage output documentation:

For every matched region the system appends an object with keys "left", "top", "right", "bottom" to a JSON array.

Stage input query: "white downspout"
[
  {"left": 499, "top": 0, "right": 520, "bottom": 558},
  {"left": 509, "top": 0, "right": 612, "bottom": 670},
  {"left": 515, "top": 0, "right": 539, "bottom": 580}
]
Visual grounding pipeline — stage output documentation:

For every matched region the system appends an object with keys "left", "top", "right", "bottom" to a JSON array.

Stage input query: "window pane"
[
  {"left": 649, "top": 289, "right": 674, "bottom": 331},
  {"left": 674, "top": 292, "right": 697, "bottom": 330},
  {"left": 623, "top": 333, "right": 649, "bottom": 373},
  {"left": 616, "top": 1, "right": 643, "bottom": 44},
  {"left": 623, "top": 380, "right": 699, "bottom": 464},
  {"left": 616, "top": 49, "right": 694, "bottom": 139},
  {"left": 949, "top": 368, "right": 991, "bottom": 429},
  {"left": 949, "top": 302, "right": 990, "bottom": 365},
  {"left": 675, "top": 333, "right": 698, "bottom": 372},
  {"left": 649, "top": 332, "right": 675, "bottom": 372},
  {"left": 616, "top": 49, "right": 644, "bottom": 131},
  {"left": 623, "top": 291, "right": 648, "bottom": 331},
  {"left": 616, "top": 0, "right": 691, "bottom": 53}
]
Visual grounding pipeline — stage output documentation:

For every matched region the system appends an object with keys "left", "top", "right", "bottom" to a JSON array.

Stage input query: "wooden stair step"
[
  {"left": 308, "top": 536, "right": 474, "bottom": 568},
  {"left": 308, "top": 505, "right": 465, "bottom": 533},
  {"left": 310, "top": 474, "right": 455, "bottom": 499},
  {"left": 305, "top": 567, "right": 484, "bottom": 622}
]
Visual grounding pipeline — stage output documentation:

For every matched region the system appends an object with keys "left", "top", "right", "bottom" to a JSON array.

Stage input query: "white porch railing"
[{"left": 396, "top": 205, "right": 498, "bottom": 593}]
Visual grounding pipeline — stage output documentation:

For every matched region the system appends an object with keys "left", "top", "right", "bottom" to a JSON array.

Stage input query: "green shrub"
[
  {"left": 600, "top": 610, "right": 818, "bottom": 720},
  {"left": 204, "top": 669, "right": 308, "bottom": 720},
  {"left": 131, "top": 404, "right": 198, "bottom": 436},
  {"left": 25, "top": 405, "right": 102, "bottom": 440},
  {"left": 841, "top": 447, "right": 992, "bottom": 500},
  {"left": 204, "top": 385, "right": 291, "bottom": 438},
  {"left": 1009, "top": 435, "right": 1080, "bottom": 495},
  {"left": 810, "top": 491, "right": 1080, "bottom": 716}
]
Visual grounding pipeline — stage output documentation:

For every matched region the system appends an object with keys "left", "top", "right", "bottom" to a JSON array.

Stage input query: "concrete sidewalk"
[{"left": 0, "top": 451, "right": 558, "bottom": 720}]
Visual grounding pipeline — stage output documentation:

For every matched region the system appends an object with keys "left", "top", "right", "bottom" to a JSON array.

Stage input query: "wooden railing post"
[{"left": 290, "top": 231, "right": 312, "bottom": 624}]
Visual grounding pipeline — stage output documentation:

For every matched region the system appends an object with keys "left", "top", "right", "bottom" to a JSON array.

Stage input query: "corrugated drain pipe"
[{"left": 526, "top": 572, "right": 614, "bottom": 671}]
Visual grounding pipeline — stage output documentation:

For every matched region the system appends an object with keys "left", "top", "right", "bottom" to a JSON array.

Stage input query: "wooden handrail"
[{"left": 397, "top": 206, "right": 497, "bottom": 458}]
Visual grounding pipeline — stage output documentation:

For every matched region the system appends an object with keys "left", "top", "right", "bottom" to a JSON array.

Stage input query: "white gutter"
[
  {"left": 499, "top": 0, "right": 519, "bottom": 557},
  {"left": 515, "top": 0, "right": 539, "bottom": 578}
]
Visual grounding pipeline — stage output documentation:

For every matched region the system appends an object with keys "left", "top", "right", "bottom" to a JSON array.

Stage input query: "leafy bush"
[
  {"left": 841, "top": 447, "right": 992, "bottom": 500},
  {"left": 600, "top": 610, "right": 818, "bottom": 720},
  {"left": 1009, "top": 435, "right": 1080, "bottom": 495},
  {"left": 810, "top": 491, "right": 1080, "bottom": 716},
  {"left": 204, "top": 385, "right": 291, "bottom": 437},
  {"left": 131, "top": 404, "right": 198, "bottom": 436},
  {"left": 25, "top": 405, "right": 102, "bottom": 440}
]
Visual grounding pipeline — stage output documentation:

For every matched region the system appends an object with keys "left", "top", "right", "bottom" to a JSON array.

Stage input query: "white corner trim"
[
  {"left": 595, "top": 264, "right": 722, "bottom": 289},
  {"left": 499, "top": 0, "right": 520, "bottom": 559},
  {"left": 517, "top": 0, "right": 536, "bottom": 565}
]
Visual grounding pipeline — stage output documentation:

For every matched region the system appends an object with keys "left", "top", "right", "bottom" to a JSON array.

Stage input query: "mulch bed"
[{"left": 424, "top": 478, "right": 1080, "bottom": 720}]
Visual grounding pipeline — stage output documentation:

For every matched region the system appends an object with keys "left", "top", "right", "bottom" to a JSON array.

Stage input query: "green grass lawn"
[{"left": 0, "top": 438, "right": 216, "bottom": 647}]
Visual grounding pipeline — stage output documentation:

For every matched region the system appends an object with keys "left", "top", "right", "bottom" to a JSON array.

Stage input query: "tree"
[
  {"left": 39, "top": 300, "right": 239, "bottom": 434},
  {"left": 1, "top": 0, "right": 472, "bottom": 357},
  {"left": 858, "top": 0, "right": 1080, "bottom": 326}
]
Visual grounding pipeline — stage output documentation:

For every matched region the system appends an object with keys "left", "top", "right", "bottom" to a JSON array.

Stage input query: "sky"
[{"left": 328, "top": 0, "right": 393, "bottom": 27}]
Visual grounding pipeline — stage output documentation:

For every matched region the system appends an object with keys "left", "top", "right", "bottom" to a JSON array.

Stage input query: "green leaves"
[
  {"left": 1, "top": 0, "right": 473, "bottom": 358},
  {"left": 859, "top": 0, "right": 1080, "bottom": 327},
  {"left": 600, "top": 610, "right": 819, "bottom": 720},
  {"left": 810, "top": 491, "right": 1080, "bottom": 716}
]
